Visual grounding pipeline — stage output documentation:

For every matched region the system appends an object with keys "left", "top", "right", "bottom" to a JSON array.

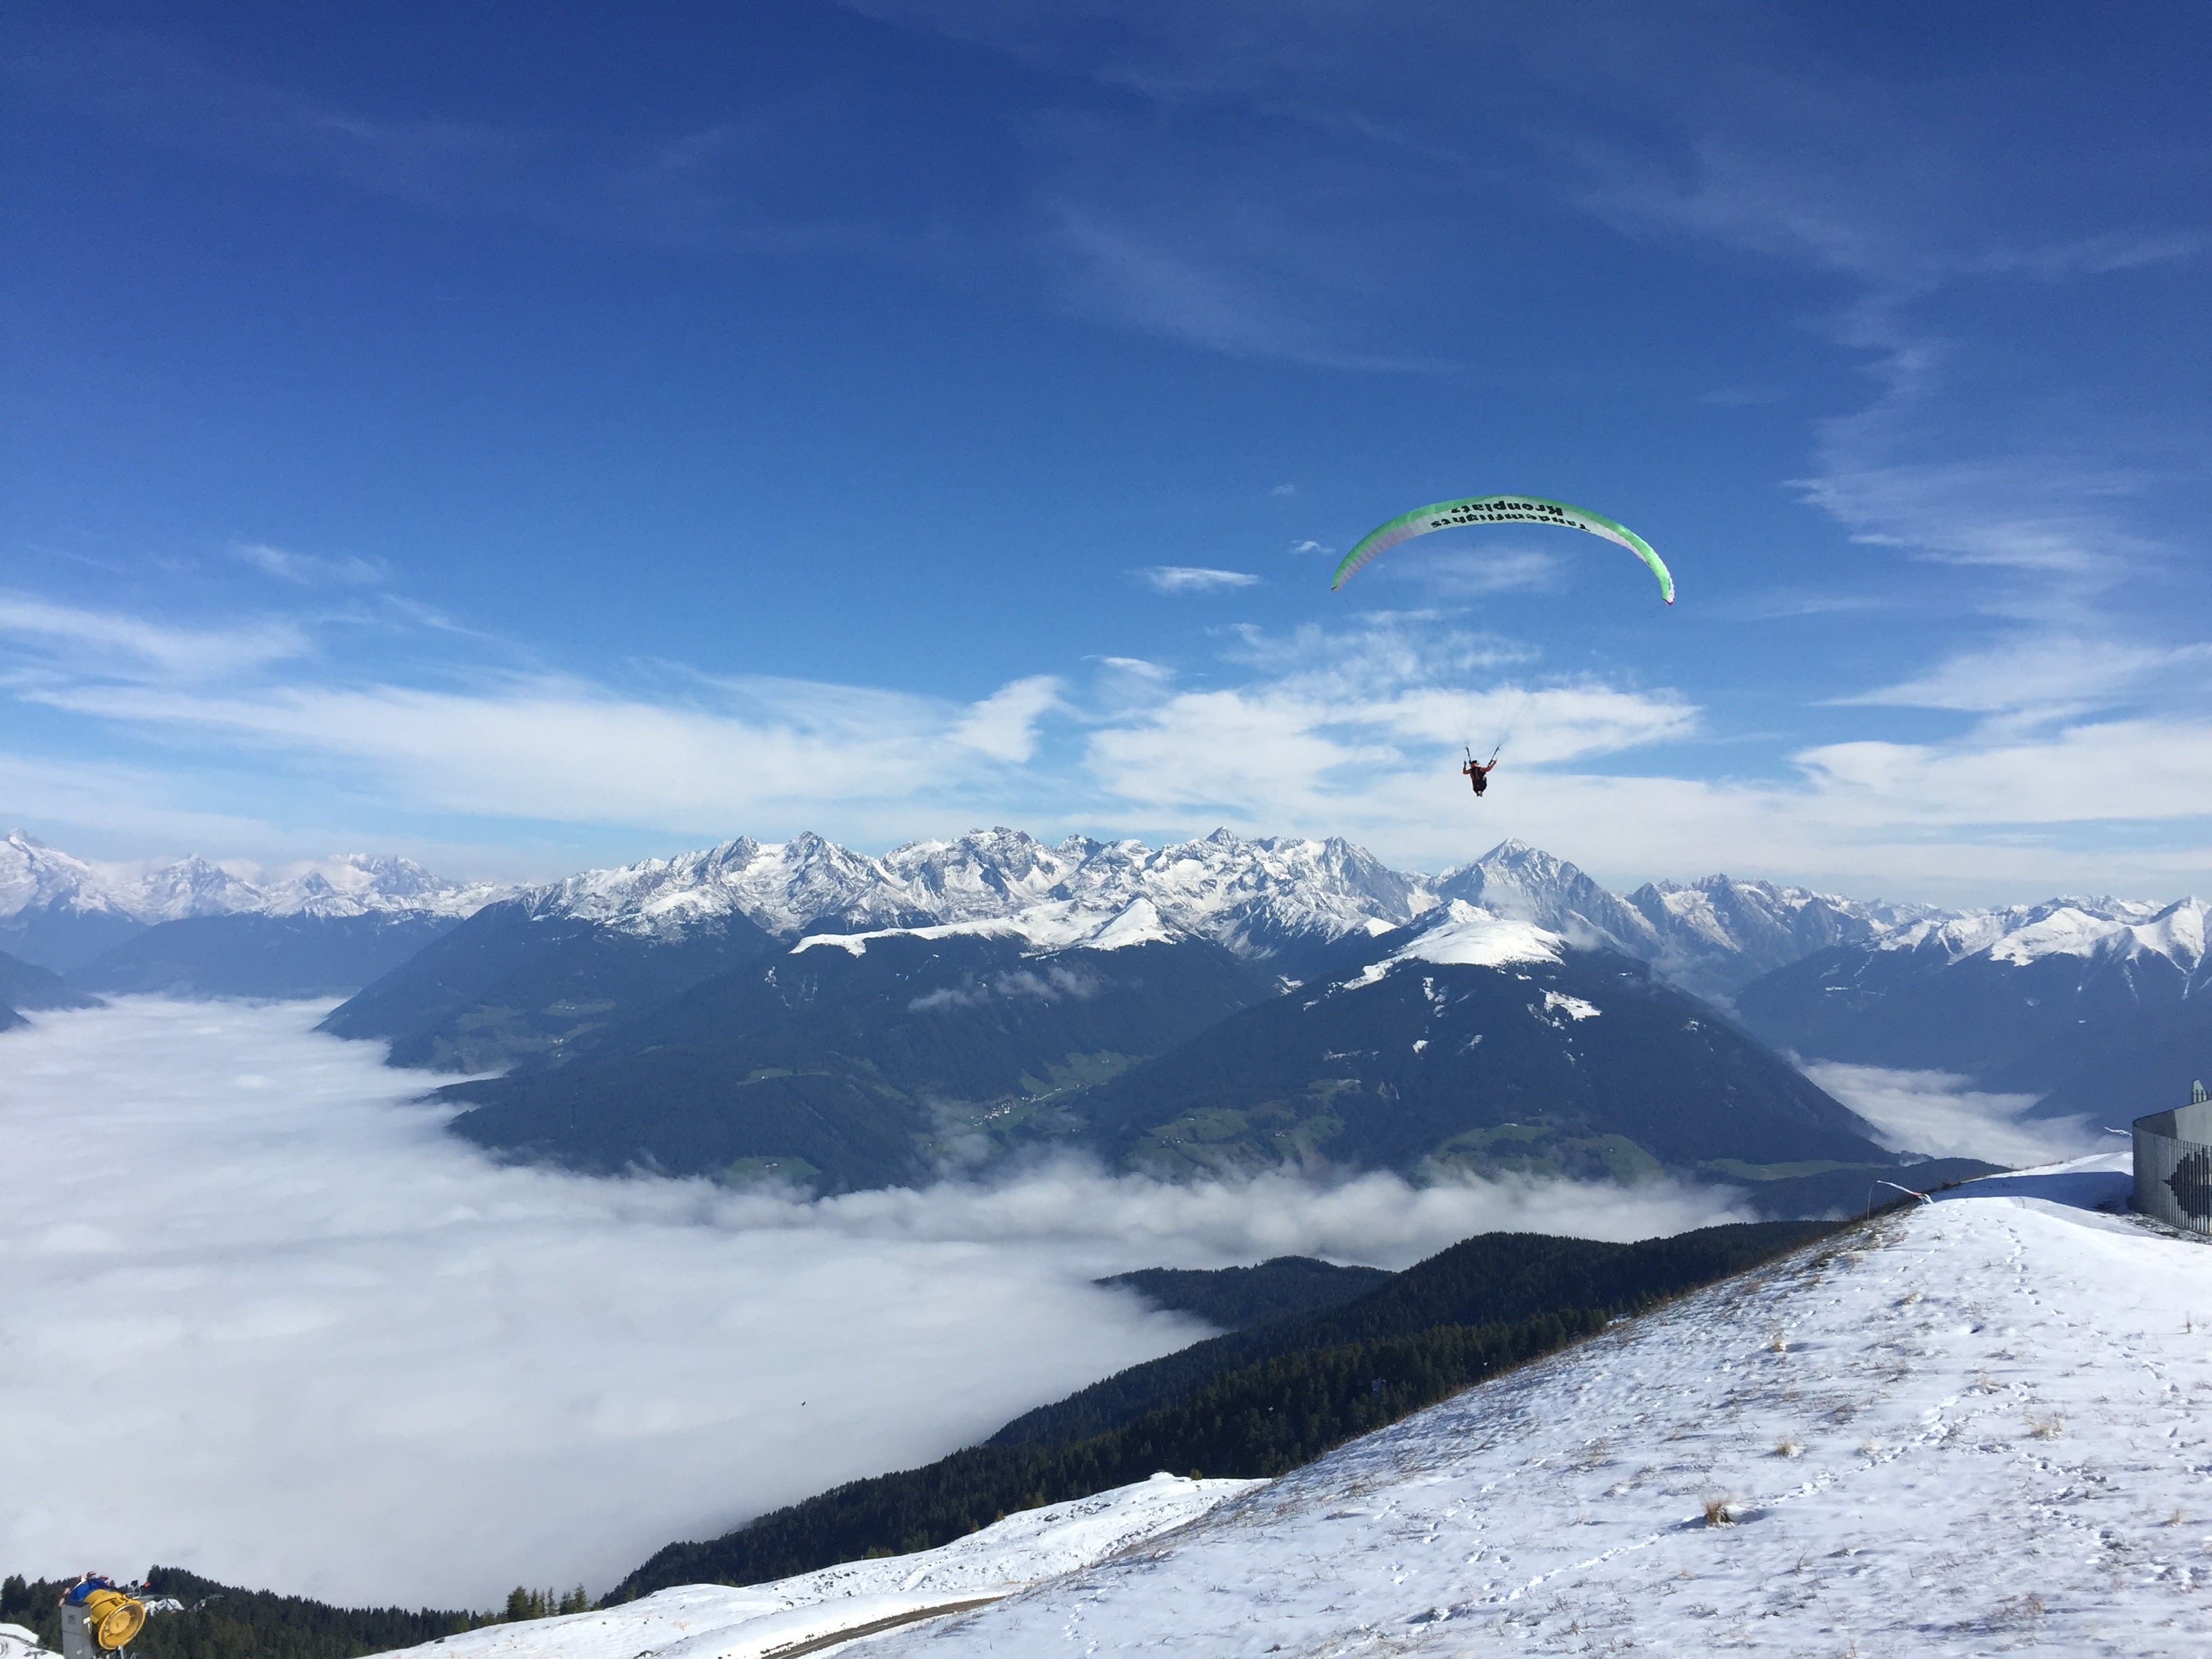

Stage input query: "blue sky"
[{"left": 4, "top": 1, "right": 2208, "bottom": 901}]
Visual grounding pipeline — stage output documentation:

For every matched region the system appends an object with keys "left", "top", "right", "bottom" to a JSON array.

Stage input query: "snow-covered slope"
[
  {"left": 1338, "top": 899, "right": 1563, "bottom": 988},
  {"left": 860, "top": 1154, "right": 2211, "bottom": 1656},
  {"left": 365, "top": 1475, "right": 1254, "bottom": 1659}
]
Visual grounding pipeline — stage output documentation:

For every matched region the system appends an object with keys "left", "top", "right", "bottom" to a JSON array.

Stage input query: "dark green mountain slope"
[
  {"left": 613, "top": 1218, "right": 1833, "bottom": 1597},
  {"left": 319, "top": 900, "right": 777, "bottom": 1070},
  {"left": 1097, "top": 1256, "right": 1390, "bottom": 1330},
  {"left": 70, "top": 913, "right": 459, "bottom": 1000},
  {"left": 439, "top": 933, "right": 1275, "bottom": 1184},
  {"left": 1071, "top": 932, "right": 1890, "bottom": 1183},
  {"left": 0, "top": 946, "right": 100, "bottom": 1012},
  {"left": 0, "top": 903, "right": 145, "bottom": 975}
]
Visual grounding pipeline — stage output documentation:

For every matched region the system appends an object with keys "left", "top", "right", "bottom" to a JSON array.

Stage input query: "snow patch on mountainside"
[
  {"left": 794, "top": 896, "right": 1179, "bottom": 958},
  {"left": 869, "top": 1155, "right": 2212, "bottom": 1657},
  {"left": 364, "top": 1475, "right": 1254, "bottom": 1659},
  {"left": 1340, "top": 901, "right": 1562, "bottom": 989}
]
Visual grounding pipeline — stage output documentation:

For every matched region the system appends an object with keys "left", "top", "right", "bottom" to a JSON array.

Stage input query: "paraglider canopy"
[{"left": 1332, "top": 494, "right": 1674, "bottom": 603}]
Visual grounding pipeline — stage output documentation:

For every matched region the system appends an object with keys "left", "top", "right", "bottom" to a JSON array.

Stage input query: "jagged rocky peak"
[
  {"left": 882, "top": 827, "right": 1071, "bottom": 918},
  {"left": 1626, "top": 874, "right": 1889, "bottom": 962},
  {"left": 1433, "top": 840, "right": 1658, "bottom": 956}
]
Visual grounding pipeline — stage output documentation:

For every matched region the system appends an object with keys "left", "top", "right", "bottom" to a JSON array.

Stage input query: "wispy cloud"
[
  {"left": 0, "top": 591, "right": 310, "bottom": 679},
  {"left": 26, "top": 668, "right": 1084, "bottom": 836},
  {"left": 1136, "top": 565, "right": 1262, "bottom": 594},
  {"left": 13, "top": 29, "right": 909, "bottom": 259},
  {"left": 1832, "top": 636, "right": 2212, "bottom": 726},
  {"left": 234, "top": 541, "right": 386, "bottom": 586}
]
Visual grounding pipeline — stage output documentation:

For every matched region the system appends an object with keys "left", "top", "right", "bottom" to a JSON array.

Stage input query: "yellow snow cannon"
[
  {"left": 83, "top": 1589, "right": 145, "bottom": 1652},
  {"left": 60, "top": 1582, "right": 146, "bottom": 1654}
]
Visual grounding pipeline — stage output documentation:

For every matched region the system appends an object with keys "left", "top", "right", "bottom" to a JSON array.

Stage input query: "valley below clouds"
[{"left": 0, "top": 998, "right": 1755, "bottom": 1607}]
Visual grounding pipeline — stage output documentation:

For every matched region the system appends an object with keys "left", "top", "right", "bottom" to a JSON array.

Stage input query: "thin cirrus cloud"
[
  {"left": 1830, "top": 636, "right": 2212, "bottom": 721},
  {"left": 233, "top": 541, "right": 388, "bottom": 587},
  {"left": 0, "top": 997, "right": 1750, "bottom": 1605},
  {"left": 1136, "top": 565, "right": 1262, "bottom": 594},
  {"left": 0, "top": 590, "right": 310, "bottom": 679},
  {"left": 28, "top": 671, "right": 1066, "bottom": 834}
]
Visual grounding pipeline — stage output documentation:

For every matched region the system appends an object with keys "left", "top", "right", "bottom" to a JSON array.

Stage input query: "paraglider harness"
[{"left": 1462, "top": 745, "right": 1498, "bottom": 797}]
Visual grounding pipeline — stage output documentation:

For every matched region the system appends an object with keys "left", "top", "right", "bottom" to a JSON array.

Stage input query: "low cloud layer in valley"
[
  {"left": 0, "top": 1000, "right": 1750, "bottom": 1607},
  {"left": 1805, "top": 1061, "right": 2108, "bottom": 1169}
]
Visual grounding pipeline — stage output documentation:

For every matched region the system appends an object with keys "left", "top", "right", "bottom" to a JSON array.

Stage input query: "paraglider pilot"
[{"left": 1462, "top": 752, "right": 1497, "bottom": 796}]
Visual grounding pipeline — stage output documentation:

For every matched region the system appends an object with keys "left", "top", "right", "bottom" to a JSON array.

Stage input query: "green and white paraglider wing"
[{"left": 1332, "top": 494, "right": 1674, "bottom": 603}]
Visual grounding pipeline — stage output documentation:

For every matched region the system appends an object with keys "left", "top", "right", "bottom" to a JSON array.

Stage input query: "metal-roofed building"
[{"left": 2134, "top": 1079, "right": 2212, "bottom": 1234}]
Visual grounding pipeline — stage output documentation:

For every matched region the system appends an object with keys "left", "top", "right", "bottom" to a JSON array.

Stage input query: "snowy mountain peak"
[
  {"left": 131, "top": 855, "right": 264, "bottom": 920},
  {"left": 1, "top": 830, "right": 137, "bottom": 918},
  {"left": 1435, "top": 841, "right": 1659, "bottom": 962}
]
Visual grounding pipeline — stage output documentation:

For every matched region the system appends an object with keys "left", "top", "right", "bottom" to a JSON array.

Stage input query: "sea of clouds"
[
  {"left": 0, "top": 999, "right": 1752, "bottom": 1607},
  {"left": 1804, "top": 1061, "right": 2107, "bottom": 1169}
]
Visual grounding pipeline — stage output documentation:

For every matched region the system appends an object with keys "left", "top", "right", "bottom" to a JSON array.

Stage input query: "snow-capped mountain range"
[
  {"left": 523, "top": 826, "right": 1430, "bottom": 959},
  {"left": 1, "top": 830, "right": 508, "bottom": 924},
  {"left": 506, "top": 827, "right": 2205, "bottom": 1008},
  {"left": 10, "top": 823, "right": 2202, "bottom": 1003}
]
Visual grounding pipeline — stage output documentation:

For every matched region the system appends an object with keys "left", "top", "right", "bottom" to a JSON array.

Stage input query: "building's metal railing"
[{"left": 2132, "top": 1080, "right": 2212, "bottom": 1235}]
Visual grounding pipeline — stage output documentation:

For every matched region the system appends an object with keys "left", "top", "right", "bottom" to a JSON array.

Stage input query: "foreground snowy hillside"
[
  {"left": 366, "top": 1476, "right": 1254, "bottom": 1659},
  {"left": 853, "top": 1153, "right": 2210, "bottom": 1657}
]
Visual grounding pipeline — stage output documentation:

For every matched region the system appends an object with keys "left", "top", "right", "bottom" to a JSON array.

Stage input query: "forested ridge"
[
  {"left": 613, "top": 1218, "right": 1837, "bottom": 1597},
  {"left": 996, "top": 1221, "right": 1824, "bottom": 1446}
]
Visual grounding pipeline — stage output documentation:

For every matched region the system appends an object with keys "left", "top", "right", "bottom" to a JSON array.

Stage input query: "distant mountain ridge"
[
  {"left": 1734, "top": 893, "right": 2212, "bottom": 1124},
  {"left": 0, "top": 829, "right": 512, "bottom": 972},
  {"left": 22, "top": 823, "right": 2194, "bottom": 1004},
  {"left": 14, "top": 825, "right": 2203, "bottom": 1127}
]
